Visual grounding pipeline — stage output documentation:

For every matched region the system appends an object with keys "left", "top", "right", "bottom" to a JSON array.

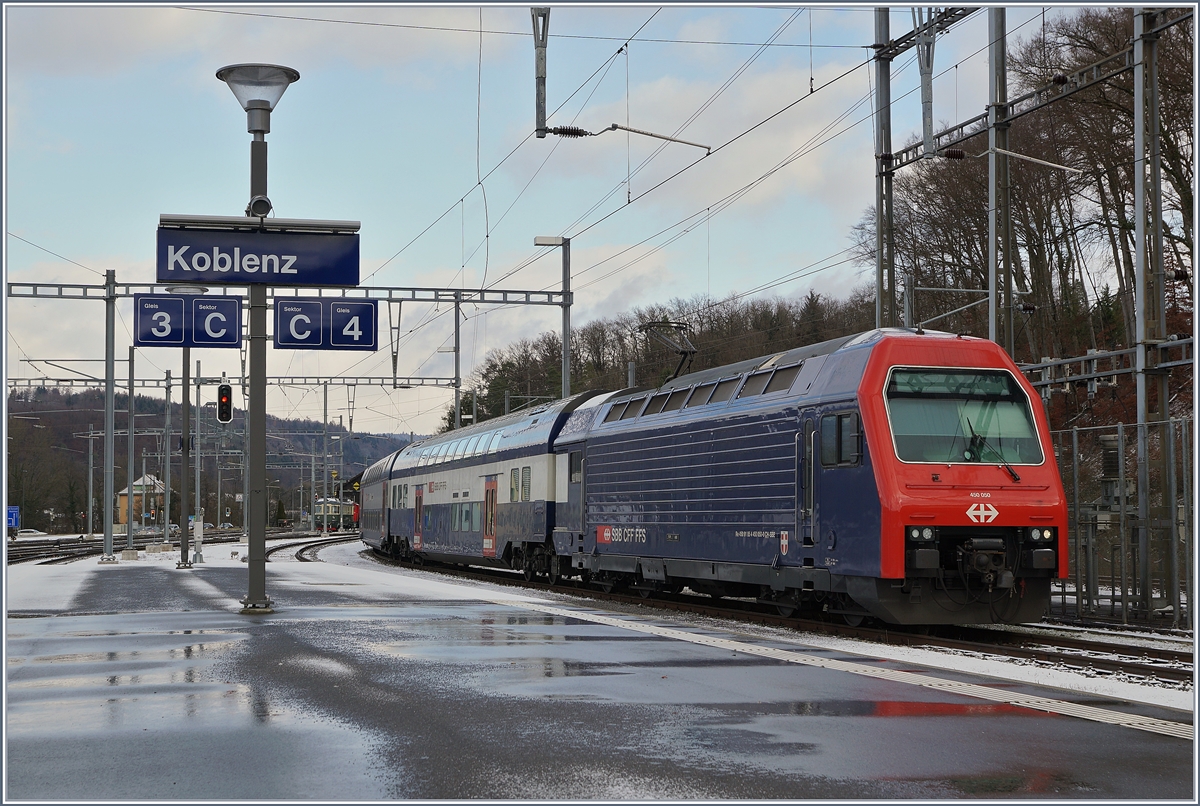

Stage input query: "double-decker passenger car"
[
  {"left": 363, "top": 329, "right": 1068, "bottom": 625},
  {"left": 360, "top": 393, "right": 605, "bottom": 574}
]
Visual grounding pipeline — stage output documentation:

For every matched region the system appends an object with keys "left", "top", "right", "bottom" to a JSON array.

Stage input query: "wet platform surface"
[{"left": 5, "top": 547, "right": 1194, "bottom": 800}]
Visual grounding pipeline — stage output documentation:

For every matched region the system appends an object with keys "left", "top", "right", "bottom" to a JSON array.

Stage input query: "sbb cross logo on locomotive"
[{"left": 597, "top": 525, "right": 647, "bottom": 544}]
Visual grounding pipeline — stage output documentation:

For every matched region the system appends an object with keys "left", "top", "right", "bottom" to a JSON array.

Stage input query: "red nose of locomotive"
[{"left": 861, "top": 333, "right": 1069, "bottom": 585}]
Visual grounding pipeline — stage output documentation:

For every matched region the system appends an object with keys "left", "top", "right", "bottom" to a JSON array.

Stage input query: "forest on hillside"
[{"left": 441, "top": 8, "right": 1193, "bottom": 433}]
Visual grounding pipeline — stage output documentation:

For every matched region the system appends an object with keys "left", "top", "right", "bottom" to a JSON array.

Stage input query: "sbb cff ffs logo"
[{"left": 217, "top": 384, "right": 233, "bottom": 424}]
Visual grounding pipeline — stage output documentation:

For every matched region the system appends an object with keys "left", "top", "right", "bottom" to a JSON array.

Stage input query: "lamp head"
[
  {"left": 216, "top": 63, "right": 299, "bottom": 134},
  {"left": 216, "top": 63, "right": 299, "bottom": 111}
]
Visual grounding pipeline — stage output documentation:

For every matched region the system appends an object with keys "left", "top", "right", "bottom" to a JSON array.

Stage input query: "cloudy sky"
[{"left": 5, "top": 4, "right": 1064, "bottom": 436}]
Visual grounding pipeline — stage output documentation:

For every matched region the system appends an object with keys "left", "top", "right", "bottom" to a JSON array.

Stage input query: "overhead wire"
[
  {"left": 401, "top": 30, "right": 885, "bottom": 351},
  {"left": 528, "top": 8, "right": 1043, "bottom": 298},
  {"left": 178, "top": 6, "right": 865, "bottom": 47},
  {"left": 536, "top": 8, "right": 808, "bottom": 254},
  {"left": 6, "top": 232, "right": 103, "bottom": 277},
  {"left": 360, "top": 39, "right": 631, "bottom": 284},
  {"left": 366, "top": 9, "right": 668, "bottom": 392}
]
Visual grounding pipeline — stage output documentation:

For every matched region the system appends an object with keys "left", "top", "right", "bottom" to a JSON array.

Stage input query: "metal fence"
[{"left": 1049, "top": 418, "right": 1193, "bottom": 630}]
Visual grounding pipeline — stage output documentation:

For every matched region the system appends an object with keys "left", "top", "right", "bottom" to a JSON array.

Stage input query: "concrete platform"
[{"left": 5, "top": 544, "right": 1194, "bottom": 799}]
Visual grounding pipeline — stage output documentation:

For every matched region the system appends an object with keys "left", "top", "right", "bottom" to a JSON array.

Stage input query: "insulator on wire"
[
  {"left": 943, "top": 148, "right": 966, "bottom": 160},
  {"left": 552, "top": 126, "right": 590, "bottom": 138},
  {"left": 1052, "top": 73, "right": 1069, "bottom": 85},
  {"left": 1167, "top": 269, "right": 1190, "bottom": 282},
  {"left": 1020, "top": 302, "right": 1037, "bottom": 314}
]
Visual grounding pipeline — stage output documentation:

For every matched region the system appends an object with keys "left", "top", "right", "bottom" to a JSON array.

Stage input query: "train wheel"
[
  {"left": 546, "top": 557, "right": 561, "bottom": 586},
  {"left": 522, "top": 553, "right": 535, "bottom": 582},
  {"left": 842, "top": 613, "right": 866, "bottom": 627},
  {"left": 776, "top": 602, "right": 797, "bottom": 618}
]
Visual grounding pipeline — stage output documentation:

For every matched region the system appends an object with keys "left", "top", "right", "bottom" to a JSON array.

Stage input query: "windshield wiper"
[{"left": 965, "top": 418, "right": 1020, "bottom": 482}]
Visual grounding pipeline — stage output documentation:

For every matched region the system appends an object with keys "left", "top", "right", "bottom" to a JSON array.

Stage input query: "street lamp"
[
  {"left": 216, "top": 63, "right": 300, "bottom": 219},
  {"left": 534, "top": 236, "right": 571, "bottom": 399},
  {"left": 217, "top": 62, "right": 299, "bottom": 614}
]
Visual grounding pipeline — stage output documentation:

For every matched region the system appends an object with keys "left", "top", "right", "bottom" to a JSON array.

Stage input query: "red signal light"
[{"left": 217, "top": 383, "right": 233, "bottom": 423}]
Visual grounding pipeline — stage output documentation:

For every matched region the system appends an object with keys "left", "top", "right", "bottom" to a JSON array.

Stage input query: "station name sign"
[{"left": 156, "top": 217, "right": 360, "bottom": 286}]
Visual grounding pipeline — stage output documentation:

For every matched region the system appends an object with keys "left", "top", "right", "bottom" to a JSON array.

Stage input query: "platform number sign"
[
  {"left": 134, "top": 295, "right": 242, "bottom": 349},
  {"left": 330, "top": 303, "right": 372, "bottom": 348},
  {"left": 274, "top": 298, "right": 377, "bottom": 351}
]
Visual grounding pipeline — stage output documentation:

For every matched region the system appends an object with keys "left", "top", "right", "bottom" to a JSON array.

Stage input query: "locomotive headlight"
[
  {"left": 1043, "top": 528, "right": 1054, "bottom": 541},
  {"left": 908, "top": 526, "right": 936, "bottom": 541},
  {"left": 1028, "top": 527, "right": 1054, "bottom": 541}
]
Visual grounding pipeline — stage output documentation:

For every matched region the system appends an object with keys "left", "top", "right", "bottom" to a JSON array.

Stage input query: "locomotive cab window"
[
  {"left": 820, "top": 411, "right": 861, "bottom": 467},
  {"left": 569, "top": 450, "right": 583, "bottom": 483},
  {"left": 886, "top": 368, "right": 1043, "bottom": 464}
]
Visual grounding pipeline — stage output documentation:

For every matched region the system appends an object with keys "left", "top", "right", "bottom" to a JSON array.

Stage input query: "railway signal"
[{"left": 217, "top": 383, "right": 233, "bottom": 423}]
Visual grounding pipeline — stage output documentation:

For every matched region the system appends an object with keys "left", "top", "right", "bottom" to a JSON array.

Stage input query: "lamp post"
[
  {"left": 331, "top": 434, "right": 345, "bottom": 527},
  {"left": 534, "top": 236, "right": 571, "bottom": 399},
  {"left": 217, "top": 62, "right": 299, "bottom": 614}
]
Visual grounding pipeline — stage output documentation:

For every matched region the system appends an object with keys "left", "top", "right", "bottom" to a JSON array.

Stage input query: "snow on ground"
[{"left": 6, "top": 538, "right": 1195, "bottom": 715}]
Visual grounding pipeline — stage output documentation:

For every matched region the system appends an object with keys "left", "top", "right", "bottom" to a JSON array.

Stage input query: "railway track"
[
  {"left": 7, "top": 529, "right": 292, "bottom": 565},
  {"left": 264, "top": 534, "right": 362, "bottom": 562},
  {"left": 360, "top": 547, "right": 1194, "bottom": 685}
]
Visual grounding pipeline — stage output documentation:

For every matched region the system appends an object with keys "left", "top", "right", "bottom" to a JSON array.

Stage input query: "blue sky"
[{"left": 5, "top": 4, "right": 1067, "bottom": 435}]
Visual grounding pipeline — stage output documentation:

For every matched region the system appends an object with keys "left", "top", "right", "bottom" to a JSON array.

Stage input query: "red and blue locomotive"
[{"left": 362, "top": 328, "right": 1068, "bottom": 625}]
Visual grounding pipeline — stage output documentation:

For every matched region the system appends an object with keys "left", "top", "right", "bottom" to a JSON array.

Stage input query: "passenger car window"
[
  {"left": 510, "top": 468, "right": 520, "bottom": 502},
  {"left": 685, "top": 383, "right": 716, "bottom": 407},
  {"left": 661, "top": 389, "right": 690, "bottom": 411},
  {"left": 643, "top": 393, "right": 670, "bottom": 416},
  {"left": 603, "top": 401, "right": 628, "bottom": 423},
  {"left": 764, "top": 364, "right": 801, "bottom": 394},
  {"left": 521, "top": 466, "right": 531, "bottom": 501},
  {"left": 619, "top": 397, "right": 645, "bottom": 419},
  {"left": 737, "top": 370, "right": 772, "bottom": 399},
  {"left": 708, "top": 377, "right": 740, "bottom": 403},
  {"left": 569, "top": 451, "right": 583, "bottom": 483}
]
